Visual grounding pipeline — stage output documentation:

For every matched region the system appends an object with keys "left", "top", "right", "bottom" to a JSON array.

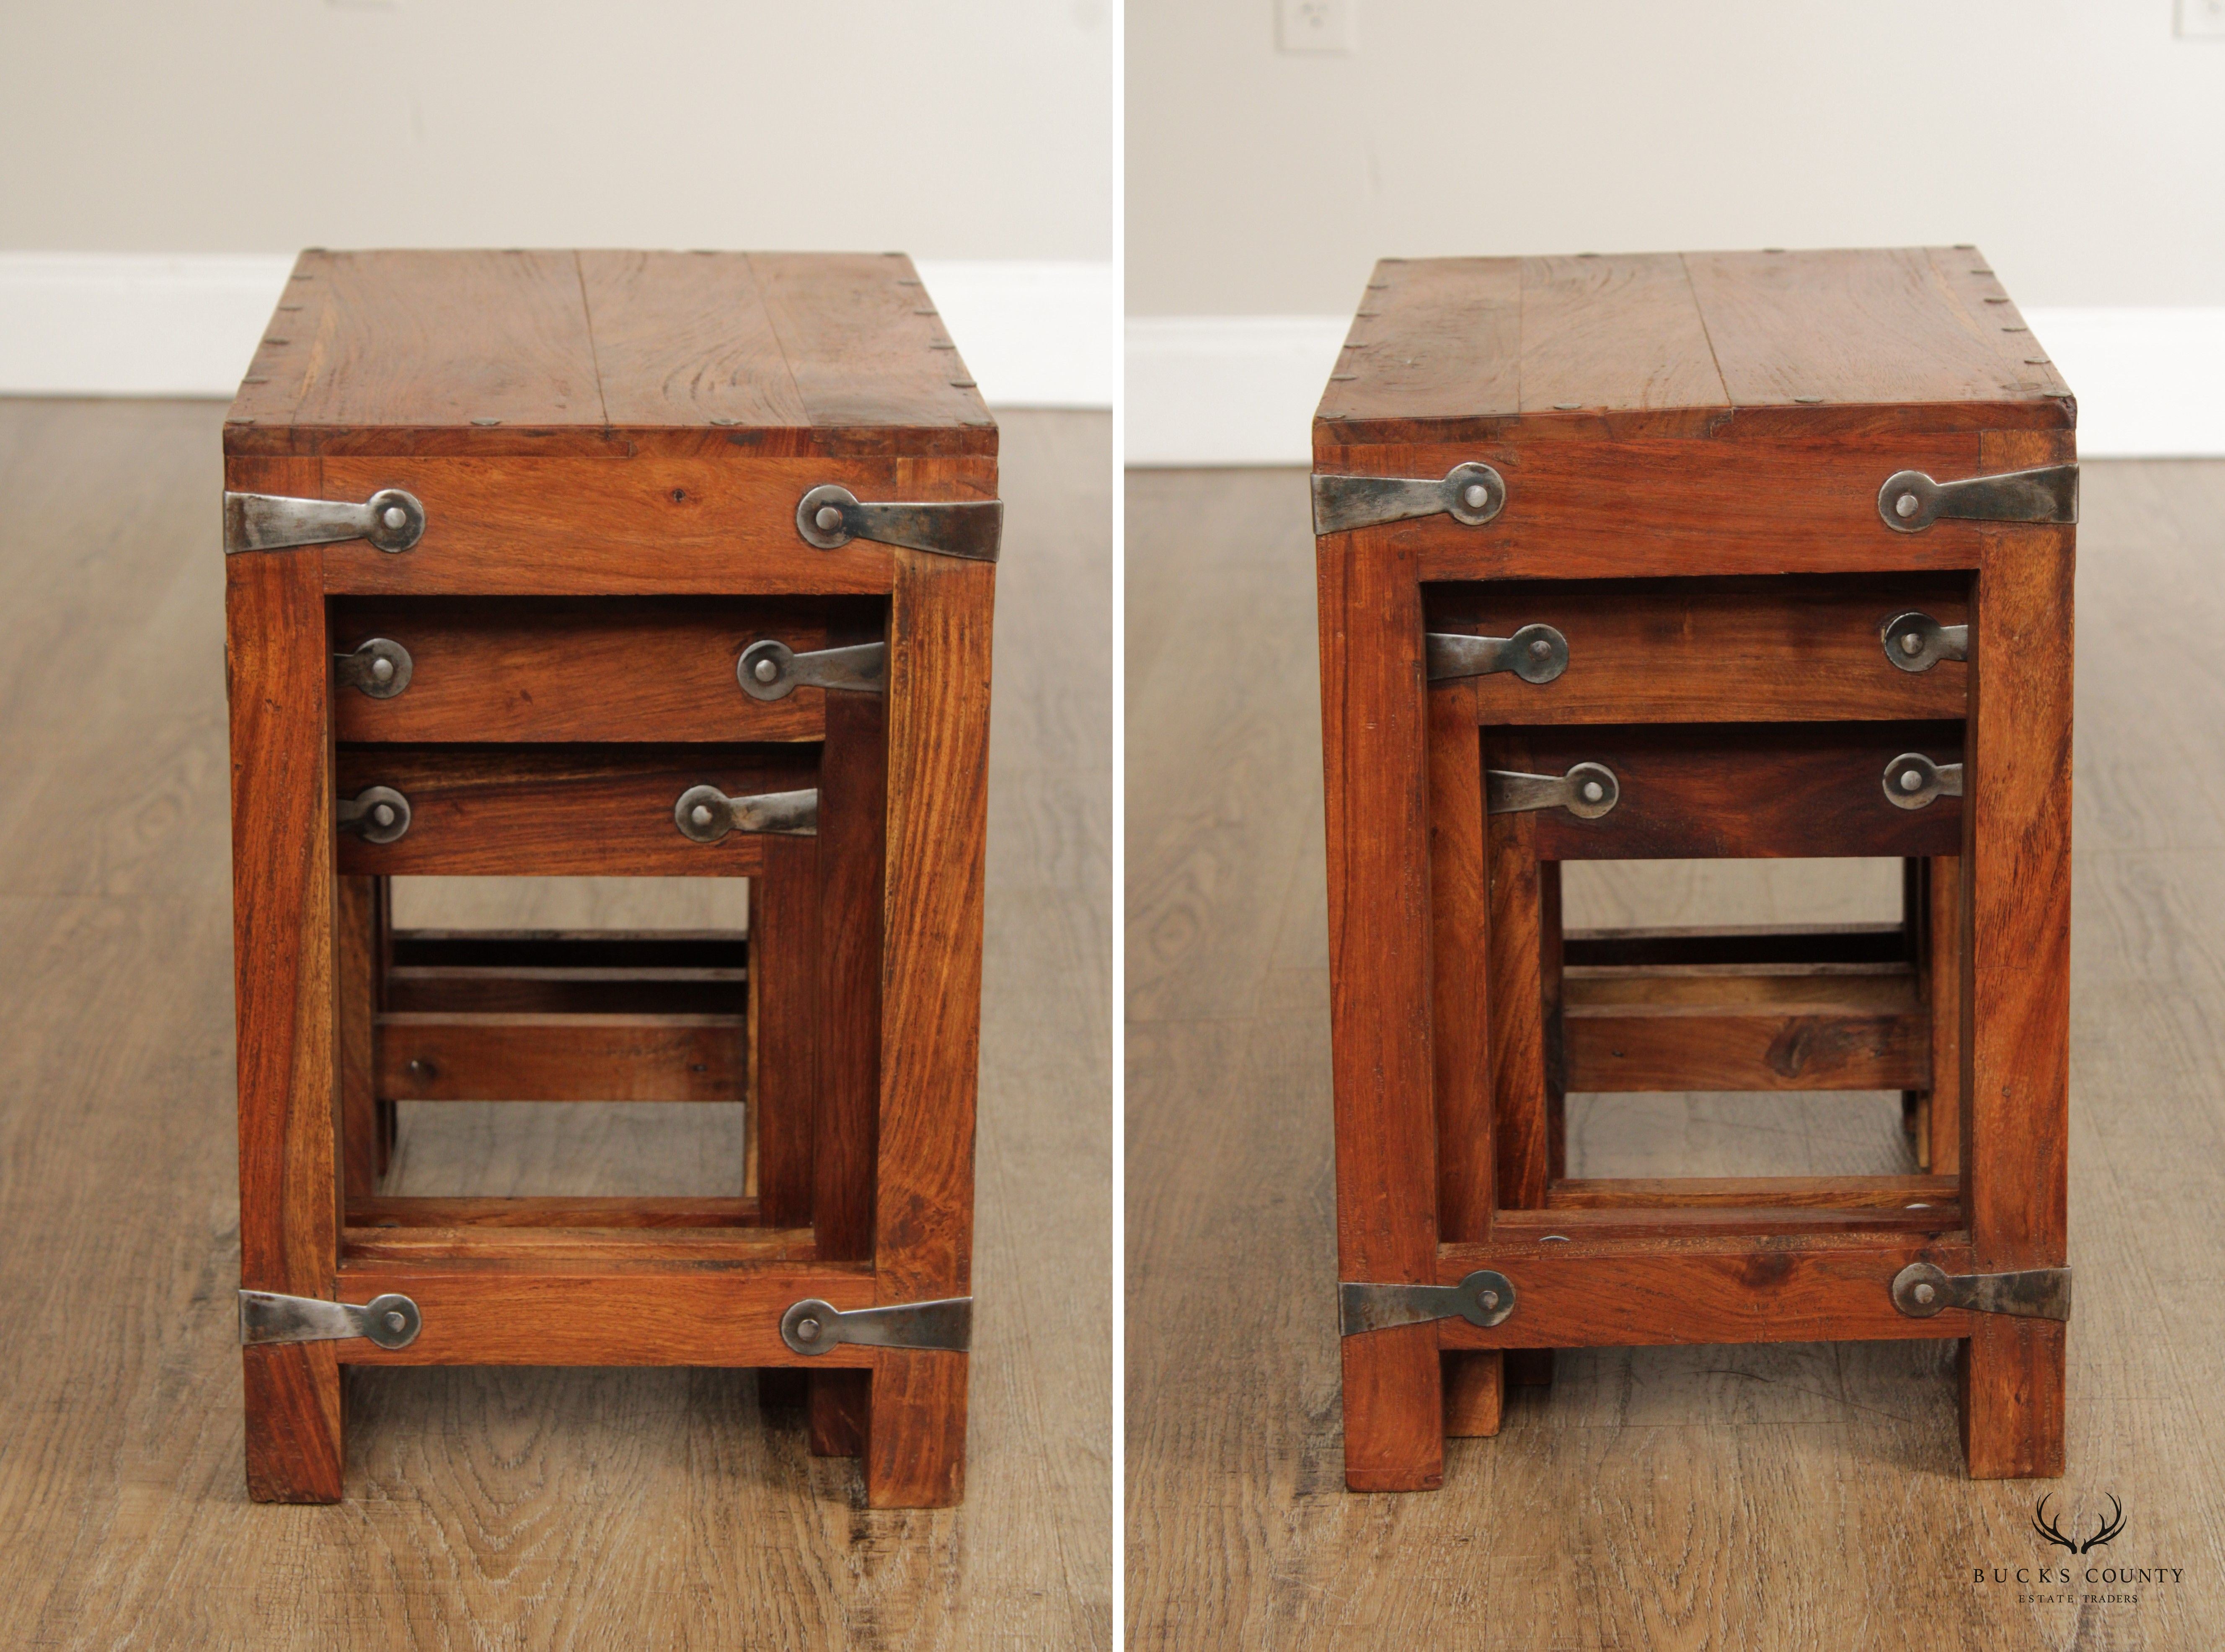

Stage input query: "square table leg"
[{"left": 227, "top": 469, "right": 345, "bottom": 1502}]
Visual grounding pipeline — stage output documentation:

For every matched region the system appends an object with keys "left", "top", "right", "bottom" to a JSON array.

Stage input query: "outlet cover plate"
[{"left": 1278, "top": 0, "right": 1354, "bottom": 54}]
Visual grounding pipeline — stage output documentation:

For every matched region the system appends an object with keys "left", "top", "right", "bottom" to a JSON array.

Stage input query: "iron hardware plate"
[
  {"left": 239, "top": 1289, "right": 422, "bottom": 1349},
  {"left": 1883, "top": 753, "right": 1962, "bottom": 810},
  {"left": 795, "top": 484, "right": 1002, "bottom": 562},
  {"left": 1487, "top": 762, "right": 1619, "bottom": 819},
  {"left": 335, "top": 637, "right": 413, "bottom": 698},
  {"left": 779, "top": 1296, "right": 973, "bottom": 1356},
  {"left": 737, "top": 639, "right": 887, "bottom": 701},
  {"left": 1312, "top": 462, "right": 1507, "bottom": 534},
  {"left": 1426, "top": 624, "right": 1569, "bottom": 685},
  {"left": 1339, "top": 1270, "right": 1517, "bottom": 1336},
  {"left": 1877, "top": 464, "right": 2078, "bottom": 533},
  {"left": 224, "top": 488, "right": 426, "bottom": 555},
  {"left": 1880, "top": 611, "right": 1967, "bottom": 674},
  {"left": 674, "top": 785, "right": 819, "bottom": 842},
  {"left": 337, "top": 785, "right": 412, "bottom": 844},
  {"left": 1891, "top": 1262, "right": 2072, "bottom": 1322}
]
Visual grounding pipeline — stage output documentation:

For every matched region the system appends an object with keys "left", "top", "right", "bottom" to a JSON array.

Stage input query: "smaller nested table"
[
  {"left": 1313, "top": 248, "right": 2074, "bottom": 1490},
  {"left": 225, "top": 249, "right": 998, "bottom": 1507}
]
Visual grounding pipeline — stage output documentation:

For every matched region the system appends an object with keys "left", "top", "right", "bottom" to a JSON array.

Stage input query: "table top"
[
  {"left": 224, "top": 250, "right": 995, "bottom": 459},
  {"left": 1315, "top": 248, "right": 2073, "bottom": 447}
]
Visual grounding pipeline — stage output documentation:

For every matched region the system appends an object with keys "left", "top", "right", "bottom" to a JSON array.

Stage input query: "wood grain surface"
[
  {"left": 1127, "top": 461, "right": 2225, "bottom": 1649},
  {"left": 0, "top": 402, "right": 1106, "bottom": 1646},
  {"left": 226, "top": 249, "right": 994, "bottom": 458},
  {"left": 1317, "top": 248, "right": 2072, "bottom": 445}
]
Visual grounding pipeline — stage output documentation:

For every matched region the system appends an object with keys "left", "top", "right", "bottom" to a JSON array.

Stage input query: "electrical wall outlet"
[
  {"left": 2180, "top": 0, "right": 2225, "bottom": 38},
  {"left": 1278, "top": 0, "right": 1354, "bottom": 54}
]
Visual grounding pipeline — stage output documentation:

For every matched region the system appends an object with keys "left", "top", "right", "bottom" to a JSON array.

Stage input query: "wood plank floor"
[
  {"left": 0, "top": 402, "right": 1110, "bottom": 1649},
  {"left": 1125, "top": 461, "right": 2225, "bottom": 1649}
]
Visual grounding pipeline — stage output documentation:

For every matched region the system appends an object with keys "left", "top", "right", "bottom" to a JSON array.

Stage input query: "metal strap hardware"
[
  {"left": 1487, "top": 762, "right": 1619, "bottom": 819},
  {"left": 674, "top": 785, "right": 818, "bottom": 843},
  {"left": 1877, "top": 464, "right": 2078, "bottom": 533},
  {"left": 1880, "top": 611, "right": 1967, "bottom": 674},
  {"left": 737, "top": 640, "right": 886, "bottom": 702},
  {"left": 1426, "top": 624, "right": 1569, "bottom": 685},
  {"left": 335, "top": 638, "right": 413, "bottom": 698},
  {"left": 239, "top": 1289, "right": 422, "bottom": 1349},
  {"left": 337, "top": 785, "right": 412, "bottom": 844},
  {"left": 1892, "top": 1262, "right": 2072, "bottom": 1322},
  {"left": 1312, "top": 462, "right": 1507, "bottom": 534},
  {"left": 1883, "top": 753, "right": 1961, "bottom": 811},
  {"left": 780, "top": 1296, "right": 973, "bottom": 1356},
  {"left": 224, "top": 488, "right": 426, "bottom": 555},
  {"left": 796, "top": 484, "right": 1002, "bottom": 562},
  {"left": 1339, "top": 1270, "right": 1517, "bottom": 1336}
]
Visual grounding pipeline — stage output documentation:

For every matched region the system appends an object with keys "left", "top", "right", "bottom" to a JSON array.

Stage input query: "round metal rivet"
[
  {"left": 1530, "top": 638, "right": 1551, "bottom": 658},
  {"left": 1895, "top": 492, "right": 1920, "bottom": 519},
  {"left": 405, "top": 1058, "right": 432, "bottom": 1080},
  {"left": 1480, "top": 1290, "right": 1499, "bottom": 1309},
  {"left": 385, "top": 1311, "right": 406, "bottom": 1332},
  {"left": 1462, "top": 483, "right": 1489, "bottom": 509},
  {"left": 1914, "top": 1283, "right": 1936, "bottom": 1305},
  {"left": 382, "top": 506, "right": 407, "bottom": 529},
  {"left": 371, "top": 656, "right": 396, "bottom": 682},
  {"left": 1582, "top": 781, "right": 1604, "bottom": 803},
  {"left": 690, "top": 804, "right": 714, "bottom": 827},
  {"left": 752, "top": 658, "right": 780, "bottom": 683},
  {"left": 1900, "top": 632, "right": 1923, "bottom": 655},
  {"left": 1899, "top": 769, "right": 1923, "bottom": 792},
  {"left": 814, "top": 505, "right": 843, "bottom": 532},
  {"left": 372, "top": 803, "right": 395, "bottom": 826},
  {"left": 796, "top": 1317, "right": 820, "bottom": 1340}
]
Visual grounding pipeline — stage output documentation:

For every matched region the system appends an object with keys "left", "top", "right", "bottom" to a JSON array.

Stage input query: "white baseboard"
[
  {"left": 0, "top": 252, "right": 1114, "bottom": 410},
  {"left": 1127, "top": 309, "right": 2225, "bottom": 465}
]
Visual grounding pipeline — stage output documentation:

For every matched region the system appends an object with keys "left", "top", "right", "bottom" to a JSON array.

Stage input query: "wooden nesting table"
[
  {"left": 1314, "top": 248, "right": 2075, "bottom": 1489},
  {"left": 225, "top": 249, "right": 996, "bottom": 1507}
]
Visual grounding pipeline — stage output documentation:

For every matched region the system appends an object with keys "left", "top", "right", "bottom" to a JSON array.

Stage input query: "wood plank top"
[
  {"left": 226, "top": 250, "right": 995, "bottom": 458},
  {"left": 1317, "top": 247, "right": 2073, "bottom": 446}
]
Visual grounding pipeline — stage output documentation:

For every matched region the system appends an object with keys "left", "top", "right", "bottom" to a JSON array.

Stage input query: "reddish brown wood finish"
[
  {"left": 337, "top": 876, "right": 380, "bottom": 1200},
  {"left": 1427, "top": 684, "right": 1501, "bottom": 1434},
  {"left": 330, "top": 599, "right": 840, "bottom": 745},
  {"left": 374, "top": 1013, "right": 744, "bottom": 1102},
  {"left": 862, "top": 551, "right": 994, "bottom": 1507},
  {"left": 226, "top": 470, "right": 344, "bottom": 1502},
  {"left": 1430, "top": 576, "right": 1969, "bottom": 725},
  {"left": 809, "top": 611, "right": 889, "bottom": 1459},
  {"left": 226, "top": 250, "right": 994, "bottom": 1508},
  {"left": 332, "top": 746, "right": 813, "bottom": 878},
  {"left": 1321, "top": 530, "right": 1444, "bottom": 1490},
  {"left": 1318, "top": 248, "right": 2072, "bottom": 1488},
  {"left": 1494, "top": 723, "right": 1966, "bottom": 862},
  {"left": 1962, "top": 430, "right": 2074, "bottom": 1479}
]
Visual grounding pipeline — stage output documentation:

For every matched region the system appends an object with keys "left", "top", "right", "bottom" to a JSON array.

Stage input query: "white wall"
[
  {"left": 1129, "top": 0, "right": 2224, "bottom": 313},
  {"left": 0, "top": 3, "right": 1114, "bottom": 404},
  {"left": 1127, "top": 0, "right": 2225, "bottom": 458}
]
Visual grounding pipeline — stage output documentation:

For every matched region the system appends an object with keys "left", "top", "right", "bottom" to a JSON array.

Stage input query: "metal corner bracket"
[
  {"left": 1891, "top": 1263, "right": 2071, "bottom": 1322},
  {"left": 796, "top": 485, "right": 1002, "bottom": 562},
  {"left": 224, "top": 488, "right": 426, "bottom": 555},
  {"left": 1312, "top": 462, "right": 1506, "bottom": 535},
  {"left": 780, "top": 1296, "right": 973, "bottom": 1356},
  {"left": 1426, "top": 624, "right": 1569, "bottom": 684},
  {"left": 1340, "top": 1270, "right": 1517, "bottom": 1336},
  {"left": 1882, "top": 753, "right": 1962, "bottom": 811},
  {"left": 674, "top": 785, "right": 819, "bottom": 842},
  {"left": 1877, "top": 464, "right": 2078, "bottom": 533},
  {"left": 1487, "top": 762, "right": 1619, "bottom": 819},
  {"left": 738, "top": 639, "right": 886, "bottom": 701},
  {"left": 239, "top": 1288, "right": 421, "bottom": 1349}
]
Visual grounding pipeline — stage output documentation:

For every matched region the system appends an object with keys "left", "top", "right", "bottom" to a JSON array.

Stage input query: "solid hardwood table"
[
  {"left": 1313, "top": 248, "right": 2074, "bottom": 1489},
  {"left": 224, "top": 249, "right": 997, "bottom": 1507}
]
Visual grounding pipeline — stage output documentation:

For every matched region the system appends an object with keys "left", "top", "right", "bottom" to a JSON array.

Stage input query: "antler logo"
[{"left": 2033, "top": 1493, "right": 2126, "bottom": 1555}]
